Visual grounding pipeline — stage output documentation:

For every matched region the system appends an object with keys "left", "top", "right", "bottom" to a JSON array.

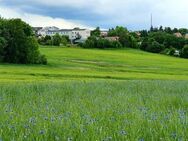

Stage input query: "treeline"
[
  {"left": 80, "top": 26, "right": 138, "bottom": 49},
  {"left": 81, "top": 26, "right": 188, "bottom": 58},
  {"left": 140, "top": 27, "right": 188, "bottom": 58},
  {"left": 38, "top": 34, "right": 70, "bottom": 46},
  {"left": 0, "top": 18, "right": 47, "bottom": 64}
]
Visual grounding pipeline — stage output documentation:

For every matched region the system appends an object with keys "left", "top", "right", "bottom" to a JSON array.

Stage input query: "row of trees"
[
  {"left": 38, "top": 34, "right": 69, "bottom": 46},
  {"left": 139, "top": 29, "right": 188, "bottom": 58},
  {"left": 80, "top": 36, "right": 122, "bottom": 49},
  {"left": 84, "top": 26, "right": 188, "bottom": 58},
  {"left": 150, "top": 26, "right": 188, "bottom": 35},
  {"left": 82, "top": 26, "right": 138, "bottom": 49},
  {"left": 0, "top": 18, "right": 47, "bottom": 64}
]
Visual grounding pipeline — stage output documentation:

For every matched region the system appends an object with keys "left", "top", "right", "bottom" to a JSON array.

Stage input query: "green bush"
[
  {"left": 38, "top": 54, "right": 48, "bottom": 65},
  {"left": 169, "top": 47, "right": 176, "bottom": 56},
  {"left": 38, "top": 34, "right": 70, "bottom": 46},
  {"left": 0, "top": 18, "right": 47, "bottom": 64},
  {"left": 52, "top": 34, "right": 62, "bottom": 46},
  {"left": 181, "top": 45, "right": 188, "bottom": 58},
  {"left": 146, "top": 41, "right": 165, "bottom": 53},
  {"left": 82, "top": 37, "right": 122, "bottom": 49}
]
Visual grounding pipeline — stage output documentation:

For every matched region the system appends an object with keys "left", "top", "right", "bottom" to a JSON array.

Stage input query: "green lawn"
[
  {"left": 0, "top": 46, "right": 188, "bottom": 82},
  {"left": 0, "top": 46, "right": 188, "bottom": 141}
]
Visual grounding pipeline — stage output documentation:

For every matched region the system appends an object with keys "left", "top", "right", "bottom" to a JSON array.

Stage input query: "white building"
[{"left": 38, "top": 26, "right": 90, "bottom": 43}]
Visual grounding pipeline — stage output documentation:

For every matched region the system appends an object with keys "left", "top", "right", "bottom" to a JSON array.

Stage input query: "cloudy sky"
[{"left": 0, "top": 0, "right": 188, "bottom": 30}]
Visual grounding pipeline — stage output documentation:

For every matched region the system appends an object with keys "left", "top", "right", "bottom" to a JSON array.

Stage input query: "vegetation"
[
  {"left": 91, "top": 27, "right": 100, "bottom": 37},
  {"left": 82, "top": 26, "right": 137, "bottom": 49},
  {"left": 0, "top": 17, "right": 188, "bottom": 140},
  {"left": 0, "top": 46, "right": 188, "bottom": 140},
  {"left": 86, "top": 26, "right": 188, "bottom": 60},
  {"left": 0, "top": 18, "right": 47, "bottom": 64},
  {"left": 181, "top": 45, "right": 188, "bottom": 58},
  {"left": 0, "top": 46, "right": 188, "bottom": 81},
  {"left": 81, "top": 36, "right": 122, "bottom": 49},
  {"left": 139, "top": 27, "right": 188, "bottom": 58},
  {"left": 0, "top": 80, "right": 187, "bottom": 141},
  {"left": 38, "top": 34, "right": 69, "bottom": 46},
  {"left": 108, "top": 26, "right": 138, "bottom": 48}
]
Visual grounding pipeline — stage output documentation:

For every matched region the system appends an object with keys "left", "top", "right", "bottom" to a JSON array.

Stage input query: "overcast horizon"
[{"left": 0, "top": 0, "right": 188, "bottom": 30}]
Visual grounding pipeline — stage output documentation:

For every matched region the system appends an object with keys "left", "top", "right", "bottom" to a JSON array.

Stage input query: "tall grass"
[{"left": 0, "top": 80, "right": 187, "bottom": 141}]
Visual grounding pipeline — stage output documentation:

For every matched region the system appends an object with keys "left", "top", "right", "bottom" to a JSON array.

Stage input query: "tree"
[
  {"left": 140, "top": 37, "right": 149, "bottom": 51},
  {"left": 91, "top": 27, "right": 101, "bottom": 37},
  {"left": 82, "top": 36, "right": 122, "bottom": 49},
  {"left": 179, "top": 28, "right": 188, "bottom": 36},
  {"left": 0, "top": 18, "right": 47, "bottom": 64},
  {"left": 83, "top": 36, "right": 97, "bottom": 48},
  {"left": 159, "top": 26, "right": 163, "bottom": 32},
  {"left": 140, "top": 30, "right": 148, "bottom": 37},
  {"left": 181, "top": 45, "right": 188, "bottom": 58},
  {"left": 52, "top": 34, "right": 62, "bottom": 46},
  {"left": 0, "top": 37, "right": 6, "bottom": 61},
  {"left": 108, "top": 26, "right": 137, "bottom": 48},
  {"left": 164, "top": 27, "right": 172, "bottom": 34},
  {"left": 173, "top": 28, "right": 178, "bottom": 33},
  {"left": 146, "top": 41, "right": 165, "bottom": 53},
  {"left": 61, "top": 35, "right": 69, "bottom": 45}
]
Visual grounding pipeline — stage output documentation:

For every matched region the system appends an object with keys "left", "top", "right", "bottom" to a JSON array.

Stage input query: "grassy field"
[
  {"left": 0, "top": 46, "right": 188, "bottom": 81},
  {"left": 0, "top": 46, "right": 188, "bottom": 140},
  {"left": 0, "top": 81, "right": 188, "bottom": 141}
]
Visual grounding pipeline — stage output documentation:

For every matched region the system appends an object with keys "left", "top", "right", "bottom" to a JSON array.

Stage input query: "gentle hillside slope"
[{"left": 0, "top": 46, "right": 188, "bottom": 81}]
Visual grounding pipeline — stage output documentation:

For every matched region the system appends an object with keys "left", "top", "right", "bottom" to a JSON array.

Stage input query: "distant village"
[
  {"left": 33, "top": 26, "right": 91, "bottom": 43},
  {"left": 33, "top": 26, "right": 188, "bottom": 44},
  {"left": 32, "top": 26, "right": 122, "bottom": 44}
]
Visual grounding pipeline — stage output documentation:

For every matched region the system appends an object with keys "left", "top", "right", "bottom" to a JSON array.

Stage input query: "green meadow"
[
  {"left": 0, "top": 46, "right": 188, "bottom": 141},
  {"left": 0, "top": 46, "right": 188, "bottom": 81}
]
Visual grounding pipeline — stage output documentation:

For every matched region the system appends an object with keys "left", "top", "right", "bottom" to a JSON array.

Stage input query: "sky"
[{"left": 0, "top": 0, "right": 188, "bottom": 30}]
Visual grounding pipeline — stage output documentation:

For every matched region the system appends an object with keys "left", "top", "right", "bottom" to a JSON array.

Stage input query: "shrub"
[
  {"left": 52, "top": 34, "right": 62, "bottom": 46},
  {"left": 0, "top": 37, "right": 6, "bottom": 62},
  {"left": 147, "top": 41, "right": 165, "bottom": 53},
  {"left": 169, "top": 47, "right": 176, "bottom": 56},
  {"left": 0, "top": 18, "right": 47, "bottom": 64},
  {"left": 181, "top": 45, "right": 188, "bottom": 58},
  {"left": 38, "top": 54, "right": 47, "bottom": 65},
  {"left": 161, "top": 48, "right": 170, "bottom": 55},
  {"left": 111, "top": 41, "right": 122, "bottom": 48},
  {"left": 82, "top": 37, "right": 122, "bottom": 49}
]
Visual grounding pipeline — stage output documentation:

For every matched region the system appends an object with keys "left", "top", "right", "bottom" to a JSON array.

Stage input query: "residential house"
[{"left": 174, "top": 32, "right": 183, "bottom": 38}]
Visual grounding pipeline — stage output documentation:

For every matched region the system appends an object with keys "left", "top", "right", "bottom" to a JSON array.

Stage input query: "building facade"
[{"left": 38, "top": 26, "right": 90, "bottom": 43}]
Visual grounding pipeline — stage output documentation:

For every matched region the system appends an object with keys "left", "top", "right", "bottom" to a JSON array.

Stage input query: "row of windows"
[
  {"left": 47, "top": 32, "right": 69, "bottom": 34},
  {"left": 46, "top": 31, "right": 90, "bottom": 36}
]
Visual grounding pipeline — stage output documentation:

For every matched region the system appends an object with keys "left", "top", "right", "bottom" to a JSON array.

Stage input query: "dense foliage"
[
  {"left": 82, "top": 26, "right": 137, "bottom": 49},
  {"left": 81, "top": 36, "right": 122, "bottom": 49},
  {"left": 139, "top": 27, "right": 188, "bottom": 58},
  {"left": 84, "top": 25, "right": 188, "bottom": 59},
  {"left": 91, "top": 27, "right": 100, "bottom": 37},
  {"left": 181, "top": 45, "right": 188, "bottom": 58},
  {"left": 0, "top": 18, "right": 47, "bottom": 64},
  {"left": 108, "top": 26, "right": 138, "bottom": 48},
  {"left": 38, "top": 34, "right": 70, "bottom": 46}
]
